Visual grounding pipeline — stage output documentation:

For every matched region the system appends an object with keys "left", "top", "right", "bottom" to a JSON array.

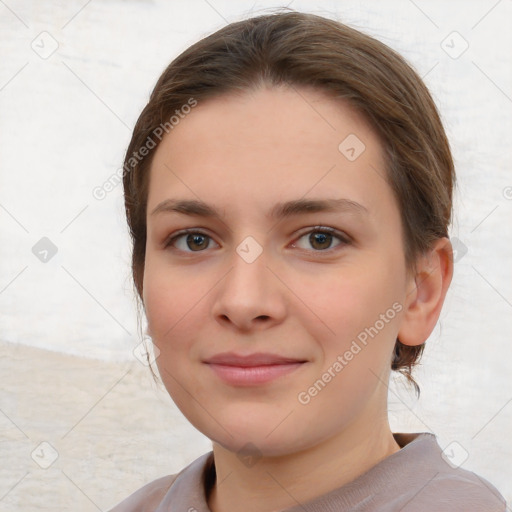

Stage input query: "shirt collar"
[{"left": 156, "top": 432, "right": 437, "bottom": 512}]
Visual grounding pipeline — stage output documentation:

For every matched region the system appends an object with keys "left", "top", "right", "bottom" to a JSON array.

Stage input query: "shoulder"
[
  {"left": 107, "top": 473, "right": 179, "bottom": 512},
  {"left": 423, "top": 468, "right": 507, "bottom": 511},
  {"left": 396, "top": 464, "right": 507, "bottom": 512},
  {"left": 386, "top": 433, "right": 507, "bottom": 511},
  {"left": 106, "top": 451, "right": 214, "bottom": 512}
]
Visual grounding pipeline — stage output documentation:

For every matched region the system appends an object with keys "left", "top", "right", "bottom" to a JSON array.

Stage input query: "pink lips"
[{"left": 204, "top": 352, "right": 306, "bottom": 386}]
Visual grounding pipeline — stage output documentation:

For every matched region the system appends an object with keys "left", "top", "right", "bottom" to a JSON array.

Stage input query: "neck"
[{"left": 208, "top": 418, "right": 401, "bottom": 512}]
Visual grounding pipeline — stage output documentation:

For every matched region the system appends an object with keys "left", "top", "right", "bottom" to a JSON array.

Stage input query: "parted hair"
[{"left": 122, "top": 10, "right": 455, "bottom": 395}]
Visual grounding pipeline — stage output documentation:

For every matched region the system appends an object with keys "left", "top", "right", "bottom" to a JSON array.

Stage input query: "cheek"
[
  {"left": 142, "top": 257, "right": 197, "bottom": 348},
  {"left": 299, "top": 264, "right": 393, "bottom": 329},
  {"left": 297, "top": 260, "right": 404, "bottom": 366},
  {"left": 143, "top": 263, "right": 203, "bottom": 401},
  {"left": 142, "top": 256, "right": 221, "bottom": 385}
]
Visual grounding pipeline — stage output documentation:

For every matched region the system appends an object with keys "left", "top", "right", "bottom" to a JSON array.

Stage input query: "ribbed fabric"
[{"left": 109, "top": 432, "right": 506, "bottom": 512}]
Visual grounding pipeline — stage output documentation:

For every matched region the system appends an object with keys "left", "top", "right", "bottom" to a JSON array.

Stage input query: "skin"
[{"left": 142, "top": 85, "right": 453, "bottom": 512}]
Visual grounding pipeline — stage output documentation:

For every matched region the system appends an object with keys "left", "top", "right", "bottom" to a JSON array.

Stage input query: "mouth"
[{"left": 203, "top": 352, "right": 308, "bottom": 386}]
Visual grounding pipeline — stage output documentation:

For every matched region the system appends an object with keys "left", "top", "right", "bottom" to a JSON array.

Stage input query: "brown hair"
[{"left": 122, "top": 10, "right": 455, "bottom": 395}]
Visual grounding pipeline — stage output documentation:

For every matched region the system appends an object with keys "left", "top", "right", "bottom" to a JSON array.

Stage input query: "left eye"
[{"left": 292, "top": 227, "right": 349, "bottom": 252}]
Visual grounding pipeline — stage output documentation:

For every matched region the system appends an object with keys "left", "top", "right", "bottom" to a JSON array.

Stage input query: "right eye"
[{"left": 164, "top": 229, "right": 219, "bottom": 253}]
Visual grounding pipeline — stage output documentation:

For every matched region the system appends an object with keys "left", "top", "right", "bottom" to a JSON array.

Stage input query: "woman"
[{"left": 110, "top": 10, "right": 506, "bottom": 511}]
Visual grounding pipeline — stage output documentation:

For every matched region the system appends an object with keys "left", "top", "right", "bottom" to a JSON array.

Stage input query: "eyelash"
[{"left": 163, "top": 226, "right": 351, "bottom": 255}]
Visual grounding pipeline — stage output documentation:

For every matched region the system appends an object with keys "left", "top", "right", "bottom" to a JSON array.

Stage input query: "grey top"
[{"left": 108, "top": 432, "right": 507, "bottom": 511}]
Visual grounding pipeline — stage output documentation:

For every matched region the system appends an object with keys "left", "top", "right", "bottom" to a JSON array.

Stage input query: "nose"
[{"left": 211, "top": 243, "right": 287, "bottom": 332}]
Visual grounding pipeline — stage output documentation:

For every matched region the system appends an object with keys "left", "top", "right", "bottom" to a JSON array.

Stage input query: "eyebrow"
[{"left": 150, "top": 197, "right": 369, "bottom": 221}]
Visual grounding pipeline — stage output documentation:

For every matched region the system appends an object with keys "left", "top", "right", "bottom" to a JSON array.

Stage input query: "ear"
[{"left": 398, "top": 237, "right": 454, "bottom": 347}]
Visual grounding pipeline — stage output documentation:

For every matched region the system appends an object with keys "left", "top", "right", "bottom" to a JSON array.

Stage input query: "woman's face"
[{"left": 143, "top": 85, "right": 414, "bottom": 456}]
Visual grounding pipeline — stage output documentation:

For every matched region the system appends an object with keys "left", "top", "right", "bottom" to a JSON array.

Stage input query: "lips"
[
  {"left": 205, "top": 352, "right": 306, "bottom": 366},
  {"left": 204, "top": 352, "right": 307, "bottom": 386}
]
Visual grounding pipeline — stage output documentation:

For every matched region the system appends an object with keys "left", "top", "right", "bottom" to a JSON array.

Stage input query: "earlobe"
[{"left": 397, "top": 237, "right": 454, "bottom": 347}]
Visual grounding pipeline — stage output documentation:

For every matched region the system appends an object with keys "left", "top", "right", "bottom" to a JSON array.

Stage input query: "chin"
[{"left": 192, "top": 412, "right": 313, "bottom": 458}]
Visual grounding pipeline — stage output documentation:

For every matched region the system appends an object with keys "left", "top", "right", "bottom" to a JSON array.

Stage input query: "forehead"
[{"left": 146, "top": 85, "right": 395, "bottom": 224}]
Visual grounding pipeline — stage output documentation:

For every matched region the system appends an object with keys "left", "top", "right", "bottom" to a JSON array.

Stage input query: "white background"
[{"left": 1, "top": 0, "right": 511, "bottom": 509}]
